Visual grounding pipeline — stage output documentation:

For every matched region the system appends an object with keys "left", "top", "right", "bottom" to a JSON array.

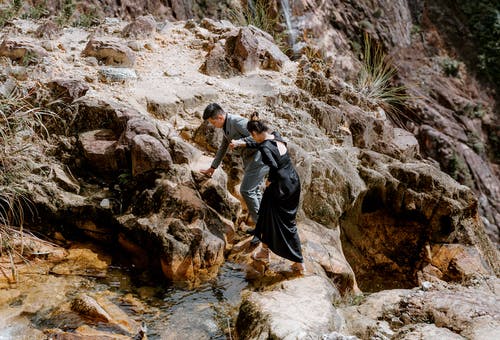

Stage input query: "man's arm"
[{"left": 210, "top": 136, "right": 230, "bottom": 169}]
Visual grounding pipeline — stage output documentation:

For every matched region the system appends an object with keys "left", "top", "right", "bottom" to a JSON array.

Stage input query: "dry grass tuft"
[
  {"left": 356, "top": 34, "right": 410, "bottom": 127},
  {"left": 0, "top": 82, "right": 58, "bottom": 281}
]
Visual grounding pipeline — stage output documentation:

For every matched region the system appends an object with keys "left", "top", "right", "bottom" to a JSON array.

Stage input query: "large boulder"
[
  {"left": 130, "top": 134, "right": 172, "bottom": 176},
  {"left": 340, "top": 150, "right": 499, "bottom": 291},
  {"left": 338, "top": 278, "right": 500, "bottom": 339},
  {"left": 117, "top": 176, "right": 235, "bottom": 283},
  {"left": 200, "top": 26, "right": 289, "bottom": 77},
  {"left": 236, "top": 276, "right": 343, "bottom": 339},
  {"left": 121, "top": 15, "right": 157, "bottom": 39},
  {"left": 72, "top": 96, "right": 141, "bottom": 135}
]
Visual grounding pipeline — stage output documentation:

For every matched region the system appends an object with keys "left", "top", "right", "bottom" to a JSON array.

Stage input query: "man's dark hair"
[{"left": 203, "top": 103, "right": 225, "bottom": 120}]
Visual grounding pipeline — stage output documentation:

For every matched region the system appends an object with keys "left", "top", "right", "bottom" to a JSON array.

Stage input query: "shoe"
[
  {"left": 250, "top": 235, "right": 260, "bottom": 246},
  {"left": 251, "top": 247, "right": 269, "bottom": 262},
  {"left": 291, "top": 262, "right": 306, "bottom": 274},
  {"left": 245, "top": 228, "right": 255, "bottom": 235}
]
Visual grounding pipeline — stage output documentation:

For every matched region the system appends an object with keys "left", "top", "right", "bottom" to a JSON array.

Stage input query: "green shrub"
[{"left": 456, "top": 1, "right": 500, "bottom": 88}]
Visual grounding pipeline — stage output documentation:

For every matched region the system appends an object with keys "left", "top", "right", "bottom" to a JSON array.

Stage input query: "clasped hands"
[{"left": 229, "top": 139, "right": 246, "bottom": 150}]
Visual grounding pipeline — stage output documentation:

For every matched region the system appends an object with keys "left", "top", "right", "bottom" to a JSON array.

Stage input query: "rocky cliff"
[{"left": 0, "top": 0, "right": 498, "bottom": 339}]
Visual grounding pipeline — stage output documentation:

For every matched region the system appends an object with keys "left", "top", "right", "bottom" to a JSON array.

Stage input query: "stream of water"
[
  {"left": 5, "top": 259, "right": 248, "bottom": 339},
  {"left": 96, "top": 262, "right": 247, "bottom": 339},
  {"left": 280, "top": 0, "right": 299, "bottom": 56}
]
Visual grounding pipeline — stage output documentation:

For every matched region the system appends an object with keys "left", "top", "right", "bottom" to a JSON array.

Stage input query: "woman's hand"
[{"left": 265, "top": 179, "right": 271, "bottom": 187}]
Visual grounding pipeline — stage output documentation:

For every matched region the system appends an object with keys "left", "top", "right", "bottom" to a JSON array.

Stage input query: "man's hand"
[{"left": 201, "top": 167, "right": 215, "bottom": 177}]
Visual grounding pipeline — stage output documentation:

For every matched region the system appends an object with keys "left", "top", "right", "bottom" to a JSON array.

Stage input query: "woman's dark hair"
[
  {"left": 203, "top": 103, "right": 224, "bottom": 120},
  {"left": 247, "top": 112, "right": 270, "bottom": 134}
]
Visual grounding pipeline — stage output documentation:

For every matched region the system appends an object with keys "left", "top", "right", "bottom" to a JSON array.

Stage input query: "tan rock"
[
  {"left": 122, "top": 14, "right": 156, "bottom": 39},
  {"left": 430, "top": 244, "right": 491, "bottom": 281},
  {"left": 70, "top": 293, "right": 112, "bottom": 322},
  {"left": 131, "top": 134, "right": 172, "bottom": 176},
  {"left": 50, "top": 164, "right": 80, "bottom": 193},
  {"left": 50, "top": 248, "right": 109, "bottom": 277},
  {"left": 0, "top": 39, "right": 48, "bottom": 64},
  {"left": 79, "top": 129, "right": 119, "bottom": 174},
  {"left": 81, "top": 38, "right": 136, "bottom": 66},
  {"left": 47, "top": 79, "right": 89, "bottom": 103}
]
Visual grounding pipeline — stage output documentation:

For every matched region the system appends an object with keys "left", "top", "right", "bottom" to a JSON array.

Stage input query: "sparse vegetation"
[
  {"left": 73, "top": 7, "right": 101, "bottom": 28},
  {"left": 0, "top": 0, "right": 23, "bottom": 28},
  {"left": 448, "top": 152, "right": 473, "bottom": 187},
  {"left": 21, "top": 0, "right": 49, "bottom": 20},
  {"left": 441, "top": 57, "right": 460, "bottom": 77},
  {"left": 56, "top": 0, "right": 76, "bottom": 26},
  {"left": 460, "top": 102, "right": 486, "bottom": 118},
  {"left": 356, "top": 34, "right": 410, "bottom": 127},
  {"left": 227, "top": 0, "right": 293, "bottom": 56},
  {"left": 229, "top": 0, "right": 277, "bottom": 34}
]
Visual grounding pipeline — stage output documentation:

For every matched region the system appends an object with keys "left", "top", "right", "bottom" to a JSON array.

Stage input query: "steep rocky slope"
[{"left": 0, "top": 1, "right": 498, "bottom": 339}]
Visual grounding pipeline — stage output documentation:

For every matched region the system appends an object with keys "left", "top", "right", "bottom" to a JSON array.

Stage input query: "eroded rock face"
[
  {"left": 47, "top": 79, "right": 89, "bottom": 103},
  {"left": 338, "top": 278, "right": 500, "bottom": 339},
  {"left": 117, "top": 176, "right": 233, "bottom": 283},
  {"left": 340, "top": 150, "right": 498, "bottom": 291}
]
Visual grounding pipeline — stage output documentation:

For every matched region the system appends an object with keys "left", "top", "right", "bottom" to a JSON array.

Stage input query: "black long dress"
[{"left": 254, "top": 134, "right": 303, "bottom": 263}]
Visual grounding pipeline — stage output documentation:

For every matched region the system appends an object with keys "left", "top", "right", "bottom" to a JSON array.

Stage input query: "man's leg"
[{"left": 239, "top": 165, "right": 268, "bottom": 225}]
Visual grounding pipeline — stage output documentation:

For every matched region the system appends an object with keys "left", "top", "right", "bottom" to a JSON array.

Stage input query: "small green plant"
[
  {"left": 21, "top": 1, "right": 49, "bottom": 20},
  {"left": 56, "top": 0, "right": 75, "bottom": 26},
  {"left": 411, "top": 24, "right": 421, "bottom": 35},
  {"left": 356, "top": 34, "right": 410, "bottom": 127},
  {"left": 73, "top": 8, "right": 101, "bottom": 28},
  {"left": 333, "top": 292, "right": 367, "bottom": 307},
  {"left": 20, "top": 51, "right": 37, "bottom": 66},
  {"left": 0, "top": 0, "right": 24, "bottom": 28},
  {"left": 229, "top": 0, "right": 277, "bottom": 33},
  {"left": 441, "top": 57, "right": 460, "bottom": 77},
  {"left": 118, "top": 172, "right": 132, "bottom": 186}
]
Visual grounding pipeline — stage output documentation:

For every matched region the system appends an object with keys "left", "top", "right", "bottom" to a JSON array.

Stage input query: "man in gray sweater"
[{"left": 201, "top": 103, "right": 269, "bottom": 235}]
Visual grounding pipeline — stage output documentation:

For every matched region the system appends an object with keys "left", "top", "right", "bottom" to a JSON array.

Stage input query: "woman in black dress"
[{"left": 234, "top": 113, "right": 304, "bottom": 273}]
